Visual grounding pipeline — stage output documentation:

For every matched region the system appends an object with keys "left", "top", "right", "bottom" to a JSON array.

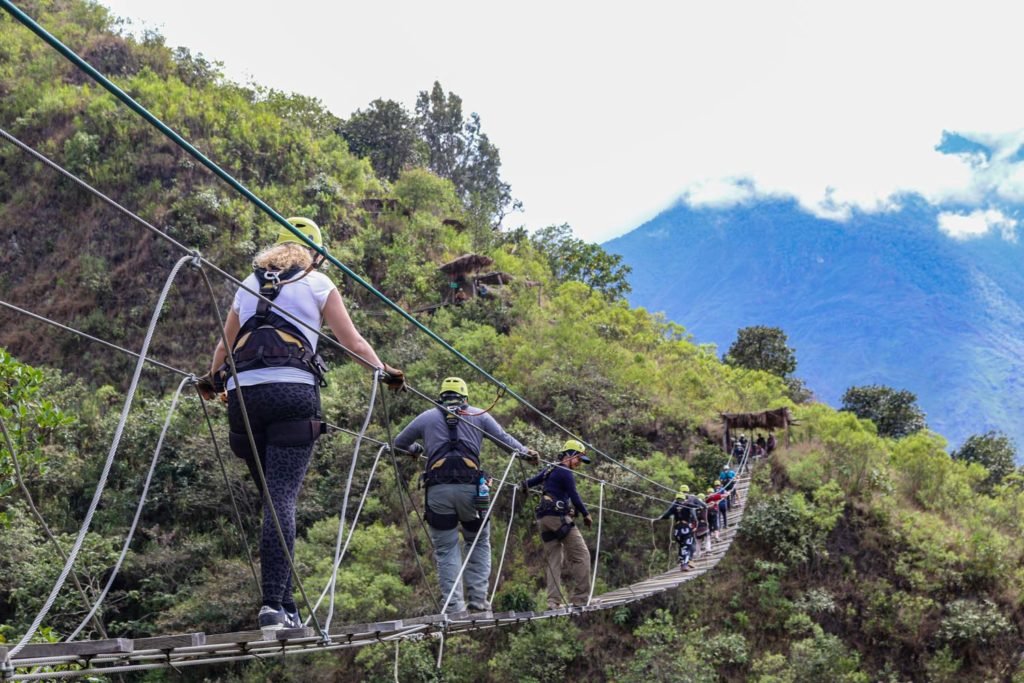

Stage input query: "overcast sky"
[{"left": 95, "top": 0, "right": 1024, "bottom": 243}]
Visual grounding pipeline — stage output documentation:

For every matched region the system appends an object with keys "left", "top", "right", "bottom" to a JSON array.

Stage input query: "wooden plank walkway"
[{"left": 2, "top": 470, "right": 753, "bottom": 680}]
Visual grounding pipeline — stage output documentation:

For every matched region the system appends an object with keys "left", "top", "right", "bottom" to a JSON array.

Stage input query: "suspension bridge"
[{"left": 0, "top": 1, "right": 761, "bottom": 678}]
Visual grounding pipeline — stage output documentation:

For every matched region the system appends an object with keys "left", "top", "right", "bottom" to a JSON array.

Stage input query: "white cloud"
[{"left": 937, "top": 209, "right": 1018, "bottom": 241}]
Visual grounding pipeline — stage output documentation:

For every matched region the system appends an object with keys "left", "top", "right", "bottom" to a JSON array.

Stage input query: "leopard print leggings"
[{"left": 228, "top": 382, "right": 318, "bottom": 610}]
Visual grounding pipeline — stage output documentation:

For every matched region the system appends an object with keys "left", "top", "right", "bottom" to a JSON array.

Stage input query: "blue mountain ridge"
[{"left": 604, "top": 197, "right": 1024, "bottom": 450}]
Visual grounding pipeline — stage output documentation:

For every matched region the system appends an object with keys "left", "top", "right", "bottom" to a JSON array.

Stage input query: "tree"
[
  {"left": 531, "top": 223, "right": 632, "bottom": 300},
  {"left": 952, "top": 431, "right": 1017, "bottom": 489},
  {"left": 338, "top": 99, "right": 421, "bottom": 182},
  {"left": 724, "top": 326, "right": 797, "bottom": 378},
  {"left": 415, "top": 81, "right": 518, "bottom": 225},
  {"left": 840, "top": 384, "right": 926, "bottom": 439}
]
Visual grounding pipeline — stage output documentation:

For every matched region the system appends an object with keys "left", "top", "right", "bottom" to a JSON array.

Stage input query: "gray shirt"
[{"left": 394, "top": 405, "right": 526, "bottom": 461}]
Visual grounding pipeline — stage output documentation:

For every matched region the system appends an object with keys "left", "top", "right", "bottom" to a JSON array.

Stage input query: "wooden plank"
[
  {"left": 402, "top": 613, "right": 453, "bottom": 626},
  {"left": 331, "top": 620, "right": 401, "bottom": 637},
  {"left": 276, "top": 627, "right": 315, "bottom": 641},
  {"left": 133, "top": 633, "right": 206, "bottom": 650},
  {"left": 204, "top": 629, "right": 267, "bottom": 646},
  {"left": 15, "top": 638, "right": 133, "bottom": 659}
]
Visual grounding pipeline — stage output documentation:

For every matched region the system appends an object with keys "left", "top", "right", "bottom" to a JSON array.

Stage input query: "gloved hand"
[
  {"left": 522, "top": 448, "right": 540, "bottom": 464},
  {"left": 405, "top": 442, "right": 424, "bottom": 459},
  {"left": 195, "top": 372, "right": 224, "bottom": 402},
  {"left": 584, "top": 514, "right": 593, "bottom": 529},
  {"left": 380, "top": 364, "right": 406, "bottom": 392}
]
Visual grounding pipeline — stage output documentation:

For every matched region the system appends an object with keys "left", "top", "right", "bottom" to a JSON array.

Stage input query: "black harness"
[
  {"left": 229, "top": 266, "right": 328, "bottom": 387},
  {"left": 423, "top": 405, "right": 483, "bottom": 486}
]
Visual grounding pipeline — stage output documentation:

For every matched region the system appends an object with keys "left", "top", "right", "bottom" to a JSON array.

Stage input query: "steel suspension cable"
[
  {"left": 488, "top": 484, "right": 517, "bottom": 606},
  {"left": 306, "top": 443, "right": 387, "bottom": 624},
  {"left": 0, "top": 126, "right": 380, "bottom": 378},
  {"left": 376, "top": 388, "right": 442, "bottom": 612},
  {"left": 324, "top": 373, "right": 380, "bottom": 632},
  {"left": 194, "top": 384, "right": 261, "bottom": 597},
  {"left": 4, "top": 254, "right": 191, "bottom": 662},
  {"left": 0, "top": 417, "right": 107, "bottom": 638},
  {"left": 0, "top": 299, "right": 187, "bottom": 377},
  {"left": 586, "top": 482, "right": 605, "bottom": 606},
  {"left": 66, "top": 375, "right": 190, "bottom": 641},
  {"left": 403, "top": 384, "right": 673, "bottom": 508},
  {"left": 0, "top": 5, "right": 675, "bottom": 496}
]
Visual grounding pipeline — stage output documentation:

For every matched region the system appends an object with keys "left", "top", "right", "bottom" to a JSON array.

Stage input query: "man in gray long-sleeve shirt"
[{"left": 394, "top": 376, "right": 537, "bottom": 613}]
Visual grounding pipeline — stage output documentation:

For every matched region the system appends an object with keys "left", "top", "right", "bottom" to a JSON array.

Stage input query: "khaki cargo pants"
[{"left": 539, "top": 516, "right": 591, "bottom": 608}]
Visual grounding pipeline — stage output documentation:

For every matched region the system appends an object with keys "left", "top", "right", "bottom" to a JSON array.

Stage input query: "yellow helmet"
[
  {"left": 276, "top": 217, "right": 323, "bottom": 249},
  {"left": 560, "top": 439, "right": 591, "bottom": 463},
  {"left": 675, "top": 485, "right": 690, "bottom": 499},
  {"left": 439, "top": 377, "right": 468, "bottom": 398}
]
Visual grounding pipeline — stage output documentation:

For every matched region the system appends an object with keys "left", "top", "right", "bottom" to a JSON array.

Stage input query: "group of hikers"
[{"left": 195, "top": 219, "right": 760, "bottom": 629}]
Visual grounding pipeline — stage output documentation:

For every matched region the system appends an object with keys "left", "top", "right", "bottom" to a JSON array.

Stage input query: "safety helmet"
[
  {"left": 707, "top": 487, "right": 716, "bottom": 494},
  {"left": 275, "top": 217, "right": 324, "bottom": 249},
  {"left": 675, "top": 485, "right": 690, "bottom": 499},
  {"left": 439, "top": 376, "right": 468, "bottom": 399},
  {"left": 559, "top": 439, "right": 591, "bottom": 463}
]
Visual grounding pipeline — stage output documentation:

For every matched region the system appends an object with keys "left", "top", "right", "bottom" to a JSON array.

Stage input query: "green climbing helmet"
[
  {"left": 275, "top": 217, "right": 323, "bottom": 249},
  {"left": 439, "top": 376, "right": 468, "bottom": 399}
]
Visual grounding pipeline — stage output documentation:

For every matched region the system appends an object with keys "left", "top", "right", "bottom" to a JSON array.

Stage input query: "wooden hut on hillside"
[
  {"left": 720, "top": 407, "right": 794, "bottom": 451},
  {"left": 439, "top": 253, "right": 514, "bottom": 304}
]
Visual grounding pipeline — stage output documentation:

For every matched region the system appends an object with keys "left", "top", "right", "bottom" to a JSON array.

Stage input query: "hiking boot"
[
  {"left": 258, "top": 605, "right": 289, "bottom": 630},
  {"left": 467, "top": 601, "right": 491, "bottom": 613},
  {"left": 680, "top": 563, "right": 691, "bottom": 572}
]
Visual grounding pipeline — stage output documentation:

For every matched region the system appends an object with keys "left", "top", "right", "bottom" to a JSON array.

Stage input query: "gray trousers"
[{"left": 426, "top": 483, "right": 491, "bottom": 613}]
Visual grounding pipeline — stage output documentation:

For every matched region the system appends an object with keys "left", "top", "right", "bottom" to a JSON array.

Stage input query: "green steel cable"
[{"left": 0, "top": 0, "right": 674, "bottom": 494}]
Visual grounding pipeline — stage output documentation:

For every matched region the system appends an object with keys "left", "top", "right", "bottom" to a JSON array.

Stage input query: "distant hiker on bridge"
[
  {"left": 197, "top": 218, "right": 405, "bottom": 630},
  {"left": 657, "top": 485, "right": 707, "bottom": 570},
  {"left": 395, "top": 377, "right": 538, "bottom": 614},
  {"left": 521, "top": 439, "right": 594, "bottom": 609}
]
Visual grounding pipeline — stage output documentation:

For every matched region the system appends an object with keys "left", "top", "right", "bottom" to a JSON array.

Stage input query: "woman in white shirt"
[{"left": 201, "top": 217, "right": 403, "bottom": 630}]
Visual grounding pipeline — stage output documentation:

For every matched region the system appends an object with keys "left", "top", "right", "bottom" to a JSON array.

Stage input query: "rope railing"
[{"left": 5, "top": 254, "right": 192, "bottom": 661}]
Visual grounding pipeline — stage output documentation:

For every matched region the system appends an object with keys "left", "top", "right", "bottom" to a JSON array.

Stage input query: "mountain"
[{"left": 605, "top": 197, "right": 1024, "bottom": 449}]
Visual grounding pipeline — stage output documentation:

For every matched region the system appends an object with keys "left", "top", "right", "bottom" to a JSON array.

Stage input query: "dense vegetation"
[{"left": 1, "top": 2, "right": 1023, "bottom": 681}]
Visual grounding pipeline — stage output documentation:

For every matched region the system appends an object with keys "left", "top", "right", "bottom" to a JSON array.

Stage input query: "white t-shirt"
[{"left": 228, "top": 270, "right": 336, "bottom": 388}]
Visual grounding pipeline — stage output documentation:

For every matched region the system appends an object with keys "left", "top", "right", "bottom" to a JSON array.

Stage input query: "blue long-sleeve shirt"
[
  {"left": 525, "top": 465, "right": 588, "bottom": 518},
  {"left": 394, "top": 405, "right": 526, "bottom": 462}
]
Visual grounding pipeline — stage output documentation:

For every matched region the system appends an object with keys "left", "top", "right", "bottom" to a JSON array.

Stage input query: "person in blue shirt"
[{"left": 522, "top": 439, "right": 593, "bottom": 609}]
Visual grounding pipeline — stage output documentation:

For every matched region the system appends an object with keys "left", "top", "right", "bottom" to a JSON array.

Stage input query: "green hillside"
[{"left": 1, "top": 2, "right": 1022, "bottom": 681}]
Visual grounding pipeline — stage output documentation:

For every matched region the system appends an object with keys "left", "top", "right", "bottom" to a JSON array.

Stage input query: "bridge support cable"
[
  {"left": 4, "top": 254, "right": 192, "bottom": 662},
  {"left": 0, "top": 417, "right": 108, "bottom": 639},
  {"left": 586, "top": 482, "right": 605, "bottom": 606},
  {"left": 439, "top": 449, "right": 519, "bottom": 615},
  {"left": 0, "top": 300, "right": 187, "bottom": 378},
  {"left": 376, "top": 388, "right": 442, "bottom": 612},
  {"left": 66, "top": 375, "right": 190, "bottom": 641},
  {"left": 0, "top": 5, "right": 677, "bottom": 499},
  {"left": 323, "top": 373, "right": 381, "bottom": 633},
  {"left": 194, "top": 385, "right": 262, "bottom": 597},
  {"left": 312, "top": 443, "right": 387, "bottom": 628},
  {"left": 0, "top": 127, "right": 383, "bottom": 384},
  {"left": 488, "top": 484, "right": 517, "bottom": 606},
  {"left": 194, "top": 265, "right": 327, "bottom": 643}
]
